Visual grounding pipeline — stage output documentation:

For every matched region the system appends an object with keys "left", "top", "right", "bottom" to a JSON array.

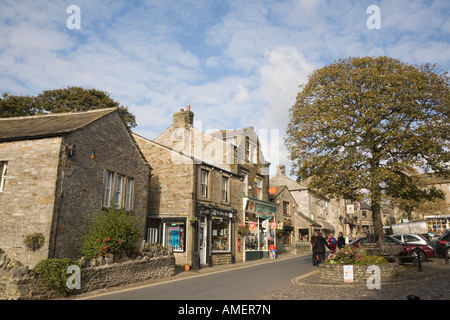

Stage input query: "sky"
[{"left": 1, "top": 0, "right": 449, "bottom": 178}]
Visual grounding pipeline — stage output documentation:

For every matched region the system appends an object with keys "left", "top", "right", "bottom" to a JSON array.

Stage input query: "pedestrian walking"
[
  {"left": 312, "top": 232, "right": 331, "bottom": 266},
  {"left": 311, "top": 232, "right": 318, "bottom": 266},
  {"left": 327, "top": 234, "right": 337, "bottom": 253},
  {"left": 337, "top": 232, "right": 346, "bottom": 249}
]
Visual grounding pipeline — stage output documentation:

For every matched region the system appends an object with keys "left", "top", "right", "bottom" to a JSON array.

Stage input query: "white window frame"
[
  {"left": 221, "top": 176, "right": 229, "bottom": 203},
  {"left": 256, "top": 177, "right": 263, "bottom": 200},
  {"left": 103, "top": 170, "right": 134, "bottom": 211},
  {"left": 0, "top": 161, "right": 7, "bottom": 192},
  {"left": 200, "top": 169, "right": 209, "bottom": 198},
  {"left": 147, "top": 227, "right": 158, "bottom": 244},
  {"left": 113, "top": 174, "right": 124, "bottom": 208},
  {"left": 242, "top": 172, "right": 248, "bottom": 197}
]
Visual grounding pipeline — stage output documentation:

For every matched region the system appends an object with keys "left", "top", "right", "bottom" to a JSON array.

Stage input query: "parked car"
[
  {"left": 349, "top": 235, "right": 435, "bottom": 261},
  {"left": 391, "top": 233, "right": 428, "bottom": 245},
  {"left": 435, "top": 230, "right": 450, "bottom": 258}
]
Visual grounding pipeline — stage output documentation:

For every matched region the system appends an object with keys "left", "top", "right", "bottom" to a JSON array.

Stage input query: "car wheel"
[
  {"left": 411, "top": 249, "right": 425, "bottom": 262},
  {"left": 446, "top": 247, "right": 450, "bottom": 259}
]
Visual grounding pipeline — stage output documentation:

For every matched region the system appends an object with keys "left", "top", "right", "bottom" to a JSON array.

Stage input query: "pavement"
[{"left": 70, "top": 252, "right": 450, "bottom": 301}]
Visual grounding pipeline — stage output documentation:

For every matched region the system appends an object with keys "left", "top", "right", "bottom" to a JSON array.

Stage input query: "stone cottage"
[{"left": 0, "top": 108, "right": 151, "bottom": 267}]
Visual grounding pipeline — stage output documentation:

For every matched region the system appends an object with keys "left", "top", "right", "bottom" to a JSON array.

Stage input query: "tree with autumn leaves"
[{"left": 286, "top": 56, "right": 449, "bottom": 243}]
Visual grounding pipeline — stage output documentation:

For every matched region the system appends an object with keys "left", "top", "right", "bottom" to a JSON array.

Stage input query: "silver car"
[{"left": 391, "top": 233, "right": 429, "bottom": 245}]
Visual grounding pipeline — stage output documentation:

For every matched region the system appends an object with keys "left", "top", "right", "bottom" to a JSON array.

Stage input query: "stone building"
[
  {"left": 269, "top": 165, "right": 344, "bottom": 241},
  {"left": 133, "top": 106, "right": 244, "bottom": 267},
  {"left": 0, "top": 108, "right": 152, "bottom": 267},
  {"left": 134, "top": 106, "right": 276, "bottom": 265},
  {"left": 211, "top": 126, "right": 277, "bottom": 261},
  {"left": 133, "top": 133, "right": 243, "bottom": 267}
]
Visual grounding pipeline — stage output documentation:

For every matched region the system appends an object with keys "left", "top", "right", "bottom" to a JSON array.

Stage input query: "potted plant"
[{"left": 184, "top": 264, "right": 191, "bottom": 271}]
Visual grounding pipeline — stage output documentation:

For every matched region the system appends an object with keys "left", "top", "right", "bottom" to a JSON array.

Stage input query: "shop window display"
[
  {"left": 165, "top": 223, "right": 185, "bottom": 252},
  {"left": 211, "top": 218, "right": 230, "bottom": 251}
]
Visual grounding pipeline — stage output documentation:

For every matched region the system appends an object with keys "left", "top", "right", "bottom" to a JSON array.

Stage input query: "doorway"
[{"left": 199, "top": 216, "right": 207, "bottom": 265}]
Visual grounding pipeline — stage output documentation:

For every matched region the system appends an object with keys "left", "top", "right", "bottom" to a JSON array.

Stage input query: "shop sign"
[
  {"left": 346, "top": 204, "right": 355, "bottom": 214},
  {"left": 249, "top": 222, "right": 256, "bottom": 232},
  {"left": 246, "top": 199, "right": 277, "bottom": 215},
  {"left": 343, "top": 265, "right": 354, "bottom": 283},
  {"left": 270, "top": 221, "right": 277, "bottom": 229}
]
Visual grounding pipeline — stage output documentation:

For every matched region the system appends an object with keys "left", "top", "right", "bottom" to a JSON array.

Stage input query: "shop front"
[
  {"left": 195, "top": 203, "right": 237, "bottom": 268},
  {"left": 242, "top": 197, "right": 278, "bottom": 261},
  {"left": 147, "top": 216, "right": 188, "bottom": 265}
]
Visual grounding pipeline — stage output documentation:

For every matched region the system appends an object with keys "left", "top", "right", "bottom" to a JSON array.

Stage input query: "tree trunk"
[{"left": 371, "top": 185, "right": 385, "bottom": 244}]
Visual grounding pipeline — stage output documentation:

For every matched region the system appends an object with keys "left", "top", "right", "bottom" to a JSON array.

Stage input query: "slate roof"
[{"left": 0, "top": 108, "right": 117, "bottom": 142}]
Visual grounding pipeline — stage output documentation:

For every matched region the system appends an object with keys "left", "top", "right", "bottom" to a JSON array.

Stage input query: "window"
[
  {"left": 221, "top": 176, "right": 229, "bottom": 202},
  {"left": 147, "top": 227, "right": 158, "bottom": 244},
  {"left": 103, "top": 170, "right": 134, "bottom": 210},
  {"left": 113, "top": 174, "right": 124, "bottom": 208},
  {"left": 164, "top": 223, "right": 185, "bottom": 252},
  {"left": 0, "top": 161, "right": 7, "bottom": 192},
  {"left": 246, "top": 139, "right": 257, "bottom": 164},
  {"left": 211, "top": 218, "right": 230, "bottom": 252},
  {"left": 103, "top": 171, "right": 113, "bottom": 206},
  {"left": 200, "top": 169, "right": 208, "bottom": 198},
  {"left": 125, "top": 177, "right": 134, "bottom": 211},
  {"left": 242, "top": 173, "right": 248, "bottom": 196},
  {"left": 283, "top": 201, "right": 290, "bottom": 215},
  {"left": 256, "top": 177, "right": 263, "bottom": 200}
]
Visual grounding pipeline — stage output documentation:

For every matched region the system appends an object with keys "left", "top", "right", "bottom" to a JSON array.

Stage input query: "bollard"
[
  {"left": 414, "top": 254, "right": 423, "bottom": 272},
  {"left": 417, "top": 257, "right": 423, "bottom": 272}
]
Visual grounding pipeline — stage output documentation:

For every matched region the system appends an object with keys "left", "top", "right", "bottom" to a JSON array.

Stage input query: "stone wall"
[
  {"left": 0, "top": 137, "right": 61, "bottom": 267},
  {"left": 0, "top": 248, "right": 175, "bottom": 300},
  {"left": 319, "top": 263, "right": 399, "bottom": 283}
]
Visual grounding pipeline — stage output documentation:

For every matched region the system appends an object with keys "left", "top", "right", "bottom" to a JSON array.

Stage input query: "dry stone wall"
[{"left": 0, "top": 245, "right": 175, "bottom": 300}]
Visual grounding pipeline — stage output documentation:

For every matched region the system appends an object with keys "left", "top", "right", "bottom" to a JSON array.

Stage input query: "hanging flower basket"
[{"left": 237, "top": 223, "right": 249, "bottom": 236}]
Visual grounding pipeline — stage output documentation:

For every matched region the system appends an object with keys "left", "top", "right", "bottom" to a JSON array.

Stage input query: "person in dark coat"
[
  {"left": 312, "top": 232, "right": 331, "bottom": 266},
  {"left": 311, "top": 232, "right": 318, "bottom": 266},
  {"left": 337, "top": 231, "right": 346, "bottom": 249}
]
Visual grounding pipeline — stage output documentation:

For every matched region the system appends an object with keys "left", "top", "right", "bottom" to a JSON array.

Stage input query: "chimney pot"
[
  {"left": 186, "top": 104, "right": 190, "bottom": 111},
  {"left": 180, "top": 108, "right": 184, "bottom": 112}
]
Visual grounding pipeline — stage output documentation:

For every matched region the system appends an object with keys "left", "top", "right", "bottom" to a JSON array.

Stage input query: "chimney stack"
[{"left": 173, "top": 105, "right": 194, "bottom": 129}]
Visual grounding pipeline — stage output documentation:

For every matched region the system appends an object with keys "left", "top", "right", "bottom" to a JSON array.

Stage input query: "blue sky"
[{"left": 1, "top": 0, "right": 449, "bottom": 177}]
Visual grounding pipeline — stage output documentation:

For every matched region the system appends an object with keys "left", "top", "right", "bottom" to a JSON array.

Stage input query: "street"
[{"left": 82, "top": 255, "right": 315, "bottom": 300}]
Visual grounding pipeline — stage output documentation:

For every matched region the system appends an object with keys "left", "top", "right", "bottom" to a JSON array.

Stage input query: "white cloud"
[{"left": 0, "top": 0, "right": 448, "bottom": 179}]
